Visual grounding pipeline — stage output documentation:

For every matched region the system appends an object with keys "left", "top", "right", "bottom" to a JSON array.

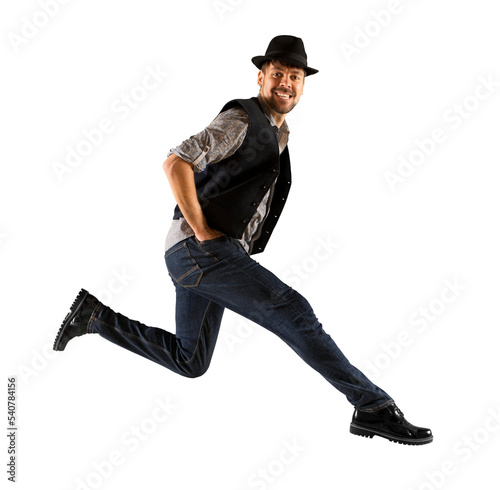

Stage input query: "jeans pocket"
[
  {"left": 195, "top": 234, "right": 237, "bottom": 261},
  {"left": 165, "top": 242, "right": 203, "bottom": 287}
]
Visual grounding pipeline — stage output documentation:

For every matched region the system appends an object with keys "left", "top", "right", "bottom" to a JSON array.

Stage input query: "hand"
[{"left": 195, "top": 227, "right": 224, "bottom": 243}]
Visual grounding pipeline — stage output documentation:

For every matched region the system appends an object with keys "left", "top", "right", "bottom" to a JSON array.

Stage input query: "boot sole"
[
  {"left": 350, "top": 423, "right": 433, "bottom": 445},
  {"left": 53, "top": 289, "right": 89, "bottom": 351}
]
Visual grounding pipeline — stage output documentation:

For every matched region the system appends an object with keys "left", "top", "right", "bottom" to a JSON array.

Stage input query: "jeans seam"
[
  {"left": 184, "top": 300, "right": 215, "bottom": 365},
  {"left": 165, "top": 241, "right": 187, "bottom": 258},
  {"left": 88, "top": 302, "right": 103, "bottom": 334},
  {"left": 177, "top": 265, "right": 203, "bottom": 287},
  {"left": 167, "top": 242, "right": 204, "bottom": 287}
]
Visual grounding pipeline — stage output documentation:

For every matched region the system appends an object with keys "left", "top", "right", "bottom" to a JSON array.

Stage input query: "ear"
[{"left": 257, "top": 69, "right": 264, "bottom": 87}]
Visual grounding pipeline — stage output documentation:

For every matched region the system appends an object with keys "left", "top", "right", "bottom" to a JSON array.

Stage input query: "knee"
[{"left": 182, "top": 362, "right": 210, "bottom": 379}]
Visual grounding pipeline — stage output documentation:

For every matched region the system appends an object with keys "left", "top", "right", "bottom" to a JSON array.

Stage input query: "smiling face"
[{"left": 257, "top": 60, "right": 305, "bottom": 125}]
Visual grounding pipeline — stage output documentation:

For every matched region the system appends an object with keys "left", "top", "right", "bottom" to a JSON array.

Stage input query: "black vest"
[{"left": 173, "top": 97, "right": 292, "bottom": 255}]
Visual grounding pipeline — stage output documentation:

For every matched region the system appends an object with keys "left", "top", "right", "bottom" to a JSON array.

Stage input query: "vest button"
[
  {"left": 271, "top": 168, "right": 277, "bottom": 173},
  {"left": 262, "top": 184, "right": 269, "bottom": 189},
  {"left": 242, "top": 218, "right": 249, "bottom": 224},
  {"left": 251, "top": 201, "right": 258, "bottom": 206}
]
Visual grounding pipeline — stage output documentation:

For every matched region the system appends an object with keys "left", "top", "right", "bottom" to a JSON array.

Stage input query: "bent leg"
[{"left": 90, "top": 283, "right": 225, "bottom": 378}]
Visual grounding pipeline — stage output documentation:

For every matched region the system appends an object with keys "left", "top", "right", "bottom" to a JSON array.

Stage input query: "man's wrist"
[{"left": 194, "top": 227, "right": 223, "bottom": 242}]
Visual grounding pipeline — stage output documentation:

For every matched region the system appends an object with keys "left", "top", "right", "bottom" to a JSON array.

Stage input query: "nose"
[{"left": 279, "top": 75, "right": 292, "bottom": 89}]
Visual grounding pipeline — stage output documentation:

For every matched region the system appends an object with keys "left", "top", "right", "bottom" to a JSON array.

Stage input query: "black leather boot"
[
  {"left": 53, "top": 289, "right": 101, "bottom": 351},
  {"left": 350, "top": 403, "right": 433, "bottom": 445}
]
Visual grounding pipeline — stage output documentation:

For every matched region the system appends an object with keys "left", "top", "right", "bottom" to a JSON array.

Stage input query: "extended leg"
[{"left": 165, "top": 236, "right": 394, "bottom": 411}]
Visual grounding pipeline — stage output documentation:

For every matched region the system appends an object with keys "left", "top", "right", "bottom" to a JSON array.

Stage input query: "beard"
[{"left": 262, "top": 89, "right": 299, "bottom": 114}]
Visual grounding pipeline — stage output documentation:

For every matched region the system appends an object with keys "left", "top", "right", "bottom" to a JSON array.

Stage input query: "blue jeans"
[{"left": 90, "top": 235, "right": 394, "bottom": 411}]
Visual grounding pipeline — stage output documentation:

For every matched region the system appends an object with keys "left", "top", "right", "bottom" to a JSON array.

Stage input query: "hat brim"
[{"left": 251, "top": 55, "right": 318, "bottom": 76}]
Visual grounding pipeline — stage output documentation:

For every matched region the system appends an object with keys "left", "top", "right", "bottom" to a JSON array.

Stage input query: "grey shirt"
[{"left": 165, "top": 93, "right": 289, "bottom": 253}]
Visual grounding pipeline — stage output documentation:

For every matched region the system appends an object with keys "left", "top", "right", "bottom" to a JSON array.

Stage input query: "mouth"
[{"left": 274, "top": 90, "right": 293, "bottom": 100}]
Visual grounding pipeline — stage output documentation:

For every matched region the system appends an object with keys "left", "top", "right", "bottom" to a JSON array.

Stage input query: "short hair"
[{"left": 261, "top": 60, "right": 305, "bottom": 76}]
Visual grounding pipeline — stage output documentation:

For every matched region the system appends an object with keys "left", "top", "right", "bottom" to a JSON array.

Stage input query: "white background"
[{"left": 2, "top": 0, "right": 500, "bottom": 489}]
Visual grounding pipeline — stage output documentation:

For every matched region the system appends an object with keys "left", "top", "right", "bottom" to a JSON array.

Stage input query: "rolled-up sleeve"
[{"left": 168, "top": 107, "right": 249, "bottom": 172}]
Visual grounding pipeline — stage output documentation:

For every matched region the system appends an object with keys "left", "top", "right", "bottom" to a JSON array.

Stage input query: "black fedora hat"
[{"left": 252, "top": 35, "right": 318, "bottom": 76}]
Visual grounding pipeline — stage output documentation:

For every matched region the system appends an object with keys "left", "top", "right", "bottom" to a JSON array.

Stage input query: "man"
[{"left": 54, "top": 35, "right": 433, "bottom": 445}]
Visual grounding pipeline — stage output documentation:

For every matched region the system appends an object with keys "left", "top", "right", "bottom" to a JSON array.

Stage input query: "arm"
[{"left": 162, "top": 153, "right": 223, "bottom": 242}]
